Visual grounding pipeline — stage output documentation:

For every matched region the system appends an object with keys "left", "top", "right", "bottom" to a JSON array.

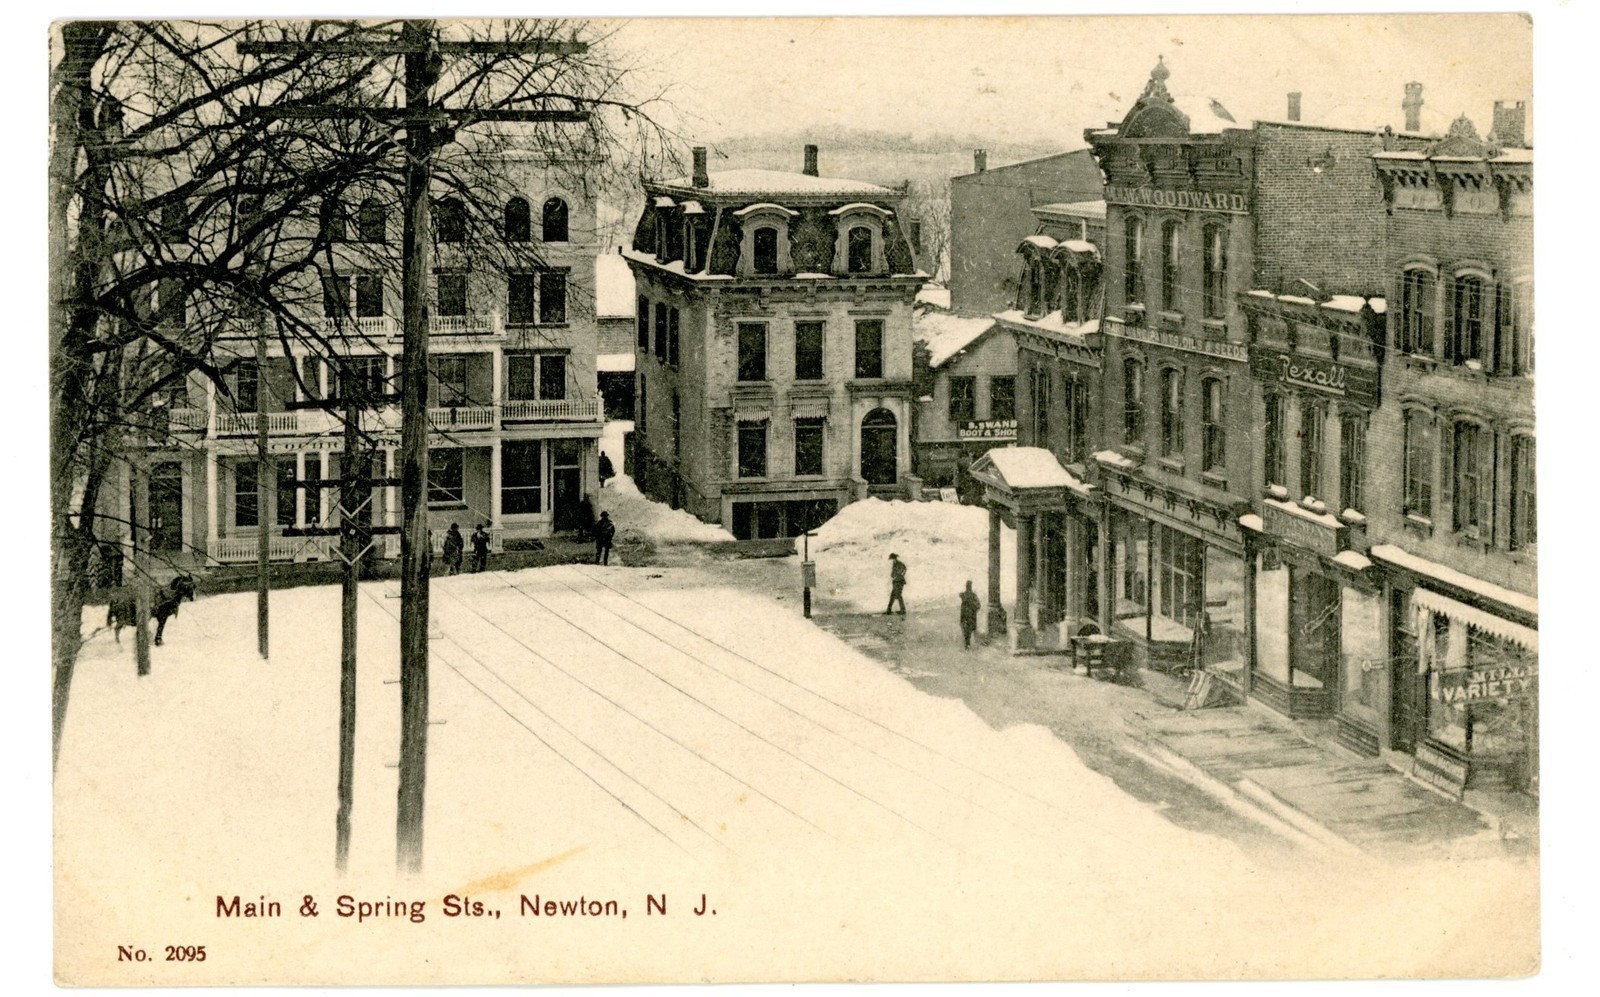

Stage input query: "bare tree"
[{"left": 50, "top": 18, "right": 676, "bottom": 768}]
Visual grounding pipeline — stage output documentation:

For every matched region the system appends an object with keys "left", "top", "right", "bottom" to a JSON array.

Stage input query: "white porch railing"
[
  {"left": 430, "top": 313, "right": 501, "bottom": 337},
  {"left": 379, "top": 528, "right": 504, "bottom": 559},
  {"left": 215, "top": 411, "right": 305, "bottom": 435},
  {"left": 428, "top": 405, "right": 496, "bottom": 431},
  {"left": 317, "top": 315, "right": 399, "bottom": 337},
  {"left": 208, "top": 535, "right": 337, "bottom": 564},
  {"left": 500, "top": 395, "right": 603, "bottom": 423},
  {"left": 167, "top": 407, "right": 208, "bottom": 431}
]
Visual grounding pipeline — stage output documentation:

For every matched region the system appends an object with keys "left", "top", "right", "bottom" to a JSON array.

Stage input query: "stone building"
[{"left": 625, "top": 146, "right": 924, "bottom": 539}]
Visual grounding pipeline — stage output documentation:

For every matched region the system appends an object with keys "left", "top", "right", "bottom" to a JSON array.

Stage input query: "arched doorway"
[{"left": 860, "top": 408, "right": 898, "bottom": 485}]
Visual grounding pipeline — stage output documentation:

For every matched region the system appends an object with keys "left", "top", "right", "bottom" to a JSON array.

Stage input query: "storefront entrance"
[{"left": 550, "top": 439, "right": 584, "bottom": 532}]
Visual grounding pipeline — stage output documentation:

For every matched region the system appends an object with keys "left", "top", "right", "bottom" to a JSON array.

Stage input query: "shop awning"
[
  {"left": 969, "top": 446, "right": 1090, "bottom": 495},
  {"left": 1412, "top": 587, "right": 1539, "bottom": 653},
  {"left": 1368, "top": 544, "right": 1539, "bottom": 619}
]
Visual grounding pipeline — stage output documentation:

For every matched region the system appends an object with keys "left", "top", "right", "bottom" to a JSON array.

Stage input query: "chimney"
[
  {"left": 691, "top": 146, "right": 708, "bottom": 188},
  {"left": 1287, "top": 92, "right": 1302, "bottom": 122},
  {"left": 1403, "top": 82, "right": 1424, "bottom": 133},
  {"left": 803, "top": 144, "right": 819, "bottom": 177},
  {"left": 1491, "top": 100, "right": 1527, "bottom": 148},
  {"left": 974, "top": 149, "right": 988, "bottom": 173}
]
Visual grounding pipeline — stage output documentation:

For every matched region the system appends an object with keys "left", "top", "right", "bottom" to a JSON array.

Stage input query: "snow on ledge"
[
  {"left": 1368, "top": 544, "right": 1538, "bottom": 618},
  {"left": 1092, "top": 449, "right": 1136, "bottom": 470}
]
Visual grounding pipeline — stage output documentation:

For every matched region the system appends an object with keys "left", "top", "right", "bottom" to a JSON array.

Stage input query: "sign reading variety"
[{"left": 1434, "top": 663, "right": 1539, "bottom": 705}]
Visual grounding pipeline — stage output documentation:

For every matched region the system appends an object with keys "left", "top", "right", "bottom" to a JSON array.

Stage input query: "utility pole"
[
  {"left": 255, "top": 323, "right": 271, "bottom": 658},
  {"left": 241, "top": 21, "right": 589, "bottom": 874},
  {"left": 130, "top": 458, "right": 151, "bottom": 677}
]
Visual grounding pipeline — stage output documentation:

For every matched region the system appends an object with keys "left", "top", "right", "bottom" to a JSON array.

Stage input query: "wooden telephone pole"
[{"left": 240, "top": 22, "right": 588, "bottom": 873}]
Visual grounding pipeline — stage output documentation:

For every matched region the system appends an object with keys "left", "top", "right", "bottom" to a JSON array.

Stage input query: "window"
[
  {"left": 235, "top": 462, "right": 259, "bottom": 528},
  {"left": 322, "top": 273, "right": 350, "bottom": 318},
  {"left": 753, "top": 226, "right": 779, "bottom": 275},
  {"left": 1157, "top": 526, "right": 1202, "bottom": 629},
  {"left": 1030, "top": 364, "right": 1051, "bottom": 445},
  {"left": 338, "top": 356, "right": 386, "bottom": 404},
  {"left": 1160, "top": 219, "right": 1181, "bottom": 312},
  {"left": 437, "top": 273, "right": 467, "bottom": 317},
  {"left": 847, "top": 225, "right": 873, "bottom": 274},
  {"left": 1403, "top": 410, "right": 1435, "bottom": 518},
  {"left": 1202, "top": 223, "right": 1227, "bottom": 319},
  {"left": 1453, "top": 421, "right": 1484, "bottom": 535},
  {"left": 949, "top": 376, "right": 976, "bottom": 424},
  {"left": 1124, "top": 216, "right": 1145, "bottom": 304},
  {"left": 990, "top": 376, "right": 1015, "bottom": 422},
  {"left": 655, "top": 303, "right": 669, "bottom": 362},
  {"left": 1201, "top": 377, "right": 1225, "bottom": 472},
  {"left": 667, "top": 308, "right": 681, "bottom": 366},
  {"left": 430, "top": 355, "right": 470, "bottom": 407},
  {"left": 1064, "top": 374, "right": 1089, "bottom": 462},
  {"left": 436, "top": 197, "right": 466, "bottom": 243},
  {"left": 737, "top": 420, "right": 768, "bottom": 477},
  {"left": 231, "top": 358, "right": 259, "bottom": 412},
  {"left": 1160, "top": 368, "right": 1183, "bottom": 457},
  {"left": 1451, "top": 274, "right": 1487, "bottom": 367},
  {"left": 1399, "top": 268, "right": 1436, "bottom": 355},
  {"left": 157, "top": 278, "right": 186, "bottom": 327},
  {"left": 854, "top": 319, "right": 884, "bottom": 379},
  {"left": 539, "top": 354, "right": 566, "bottom": 401},
  {"left": 1123, "top": 360, "right": 1145, "bottom": 444},
  {"left": 275, "top": 461, "right": 297, "bottom": 527},
  {"left": 319, "top": 197, "right": 347, "bottom": 242},
  {"left": 428, "top": 447, "right": 465, "bottom": 505},
  {"left": 1339, "top": 413, "right": 1367, "bottom": 513},
  {"left": 795, "top": 321, "right": 824, "bottom": 381},
  {"left": 505, "top": 197, "right": 531, "bottom": 242},
  {"left": 501, "top": 440, "right": 542, "bottom": 515},
  {"left": 1264, "top": 394, "right": 1286, "bottom": 486},
  {"left": 1061, "top": 267, "right": 1082, "bottom": 323},
  {"left": 542, "top": 197, "right": 569, "bottom": 242},
  {"left": 539, "top": 272, "right": 567, "bottom": 324},
  {"left": 737, "top": 322, "right": 767, "bottom": 382},
  {"left": 637, "top": 375, "right": 646, "bottom": 433},
  {"left": 1300, "top": 400, "right": 1326, "bottom": 500},
  {"left": 357, "top": 197, "right": 386, "bottom": 243},
  {"left": 355, "top": 272, "right": 383, "bottom": 318},
  {"left": 636, "top": 296, "right": 649, "bottom": 350},
  {"left": 1503, "top": 280, "right": 1533, "bottom": 376},
  {"left": 508, "top": 273, "right": 537, "bottom": 325},
  {"left": 507, "top": 354, "right": 538, "bottom": 400},
  {"left": 1510, "top": 435, "right": 1536, "bottom": 550},
  {"left": 794, "top": 418, "right": 825, "bottom": 476}
]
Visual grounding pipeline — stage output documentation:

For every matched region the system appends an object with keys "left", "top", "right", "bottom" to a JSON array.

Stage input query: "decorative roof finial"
[{"left": 1141, "top": 55, "right": 1173, "bottom": 103}]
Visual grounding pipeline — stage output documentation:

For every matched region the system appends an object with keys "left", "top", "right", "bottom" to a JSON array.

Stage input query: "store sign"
[
  {"left": 1261, "top": 501, "right": 1345, "bottom": 557},
  {"left": 959, "top": 419, "right": 1017, "bottom": 440},
  {"left": 1435, "top": 663, "right": 1539, "bottom": 706},
  {"left": 1105, "top": 185, "right": 1249, "bottom": 214},
  {"left": 1250, "top": 347, "right": 1379, "bottom": 405}
]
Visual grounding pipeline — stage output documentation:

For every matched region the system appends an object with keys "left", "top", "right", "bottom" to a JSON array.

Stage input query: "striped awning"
[{"left": 1413, "top": 587, "right": 1538, "bottom": 653}]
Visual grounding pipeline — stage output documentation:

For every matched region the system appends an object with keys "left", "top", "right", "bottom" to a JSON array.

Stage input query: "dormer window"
[
  {"left": 753, "top": 227, "right": 779, "bottom": 274},
  {"left": 829, "top": 203, "right": 893, "bottom": 276},
  {"left": 847, "top": 226, "right": 873, "bottom": 273},
  {"left": 733, "top": 203, "right": 797, "bottom": 276}
]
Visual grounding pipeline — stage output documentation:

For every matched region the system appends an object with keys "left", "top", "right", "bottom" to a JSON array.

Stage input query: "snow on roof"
[
  {"left": 1094, "top": 449, "right": 1137, "bottom": 471},
  {"left": 731, "top": 201, "right": 799, "bottom": 219},
  {"left": 1264, "top": 497, "right": 1344, "bottom": 531},
  {"left": 980, "top": 447, "right": 1085, "bottom": 491},
  {"left": 597, "top": 352, "right": 634, "bottom": 372},
  {"left": 595, "top": 253, "right": 636, "bottom": 318},
  {"left": 915, "top": 311, "right": 996, "bottom": 368},
  {"left": 1238, "top": 513, "right": 1265, "bottom": 532},
  {"left": 1409, "top": 586, "right": 1538, "bottom": 652},
  {"left": 1324, "top": 295, "right": 1367, "bottom": 312},
  {"left": 994, "top": 310, "right": 1100, "bottom": 338},
  {"left": 1369, "top": 544, "right": 1538, "bottom": 618},
  {"left": 656, "top": 169, "right": 894, "bottom": 198},
  {"left": 915, "top": 285, "right": 951, "bottom": 310},
  {"left": 827, "top": 202, "right": 894, "bottom": 217},
  {"left": 1059, "top": 239, "right": 1099, "bottom": 255},
  {"left": 1035, "top": 200, "right": 1107, "bottom": 219},
  {"left": 1021, "top": 234, "right": 1059, "bottom": 251},
  {"left": 1332, "top": 551, "right": 1373, "bottom": 572}
]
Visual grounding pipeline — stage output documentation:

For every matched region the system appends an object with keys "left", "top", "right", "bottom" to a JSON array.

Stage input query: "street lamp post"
[{"left": 801, "top": 530, "right": 817, "bottom": 619}]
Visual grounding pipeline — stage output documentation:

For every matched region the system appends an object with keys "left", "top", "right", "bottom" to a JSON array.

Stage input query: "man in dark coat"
[
  {"left": 442, "top": 523, "right": 465, "bottom": 575},
  {"left": 470, "top": 523, "right": 491, "bottom": 573},
  {"left": 598, "top": 450, "right": 615, "bottom": 488},
  {"left": 884, "top": 552, "right": 907, "bottom": 616},
  {"left": 594, "top": 510, "right": 616, "bottom": 565},
  {"left": 959, "top": 580, "right": 981, "bottom": 648}
]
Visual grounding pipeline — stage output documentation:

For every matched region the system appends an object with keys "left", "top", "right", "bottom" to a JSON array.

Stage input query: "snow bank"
[
  {"left": 795, "top": 497, "right": 1015, "bottom": 612},
  {"left": 596, "top": 420, "right": 734, "bottom": 544}
]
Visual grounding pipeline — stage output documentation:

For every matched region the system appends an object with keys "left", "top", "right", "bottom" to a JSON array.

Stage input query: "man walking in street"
[
  {"left": 598, "top": 450, "right": 615, "bottom": 488},
  {"left": 442, "top": 522, "right": 464, "bottom": 576},
  {"left": 594, "top": 510, "right": 616, "bottom": 565},
  {"left": 959, "top": 580, "right": 981, "bottom": 648},
  {"left": 470, "top": 523, "right": 491, "bottom": 573},
  {"left": 884, "top": 552, "right": 907, "bottom": 616}
]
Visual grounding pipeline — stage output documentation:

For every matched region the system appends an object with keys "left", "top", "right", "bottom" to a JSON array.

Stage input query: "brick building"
[{"left": 625, "top": 146, "right": 923, "bottom": 539}]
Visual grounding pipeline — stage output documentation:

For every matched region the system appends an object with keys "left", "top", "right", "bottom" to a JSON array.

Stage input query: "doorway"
[
  {"left": 860, "top": 408, "right": 897, "bottom": 485},
  {"left": 551, "top": 439, "right": 584, "bottom": 532},
  {"left": 149, "top": 462, "right": 184, "bottom": 554}
]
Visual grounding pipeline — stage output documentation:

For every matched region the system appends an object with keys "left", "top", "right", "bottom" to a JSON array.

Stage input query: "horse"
[{"left": 106, "top": 575, "right": 197, "bottom": 646}]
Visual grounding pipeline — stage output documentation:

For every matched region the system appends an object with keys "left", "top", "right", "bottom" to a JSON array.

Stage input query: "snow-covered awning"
[
  {"left": 969, "top": 447, "right": 1092, "bottom": 506},
  {"left": 1368, "top": 544, "right": 1539, "bottom": 620},
  {"left": 1411, "top": 587, "right": 1538, "bottom": 653}
]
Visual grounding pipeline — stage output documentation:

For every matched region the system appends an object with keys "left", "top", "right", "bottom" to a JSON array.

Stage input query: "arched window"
[
  {"left": 505, "top": 197, "right": 531, "bottom": 242},
  {"left": 1160, "top": 219, "right": 1182, "bottom": 312},
  {"left": 860, "top": 408, "right": 898, "bottom": 485},
  {"left": 1160, "top": 368, "right": 1183, "bottom": 456},
  {"left": 1399, "top": 267, "right": 1436, "bottom": 356},
  {"left": 542, "top": 197, "right": 569, "bottom": 242},
  {"left": 1451, "top": 273, "right": 1488, "bottom": 367},
  {"left": 1202, "top": 223, "right": 1227, "bottom": 319},
  {"left": 1124, "top": 216, "right": 1146, "bottom": 306},
  {"left": 1061, "top": 267, "right": 1081, "bottom": 323},
  {"left": 1202, "top": 378, "right": 1226, "bottom": 472},
  {"left": 752, "top": 226, "right": 779, "bottom": 275},
  {"left": 1122, "top": 360, "right": 1145, "bottom": 444},
  {"left": 846, "top": 225, "right": 873, "bottom": 274},
  {"left": 357, "top": 197, "right": 386, "bottom": 244},
  {"left": 436, "top": 197, "right": 466, "bottom": 244},
  {"left": 319, "top": 196, "right": 347, "bottom": 242}
]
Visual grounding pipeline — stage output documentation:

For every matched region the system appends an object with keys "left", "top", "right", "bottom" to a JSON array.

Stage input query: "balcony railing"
[
  {"left": 208, "top": 535, "right": 337, "bottom": 564},
  {"left": 428, "top": 405, "right": 496, "bottom": 431},
  {"left": 430, "top": 313, "right": 501, "bottom": 337},
  {"left": 215, "top": 411, "right": 308, "bottom": 436},
  {"left": 500, "top": 395, "right": 603, "bottom": 423},
  {"left": 317, "top": 315, "right": 398, "bottom": 338}
]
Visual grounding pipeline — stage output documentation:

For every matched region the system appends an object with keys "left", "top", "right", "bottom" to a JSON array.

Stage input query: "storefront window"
[
  {"left": 1255, "top": 550, "right": 1290, "bottom": 684},
  {"left": 1202, "top": 546, "right": 1246, "bottom": 681},
  {"left": 1111, "top": 510, "right": 1148, "bottom": 635},
  {"left": 1426, "top": 617, "right": 1538, "bottom": 790},
  {"left": 1340, "top": 586, "right": 1384, "bottom": 724},
  {"left": 1154, "top": 524, "right": 1201, "bottom": 639}
]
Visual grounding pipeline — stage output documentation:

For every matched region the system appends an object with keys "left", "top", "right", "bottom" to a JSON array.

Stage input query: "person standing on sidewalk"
[
  {"left": 470, "top": 523, "right": 491, "bottom": 573},
  {"left": 594, "top": 510, "right": 616, "bottom": 565},
  {"left": 884, "top": 553, "right": 907, "bottom": 616},
  {"left": 442, "top": 523, "right": 464, "bottom": 576},
  {"left": 959, "top": 580, "right": 981, "bottom": 648}
]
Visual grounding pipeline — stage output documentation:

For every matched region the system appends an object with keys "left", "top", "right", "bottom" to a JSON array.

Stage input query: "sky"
[{"left": 602, "top": 13, "right": 1533, "bottom": 150}]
